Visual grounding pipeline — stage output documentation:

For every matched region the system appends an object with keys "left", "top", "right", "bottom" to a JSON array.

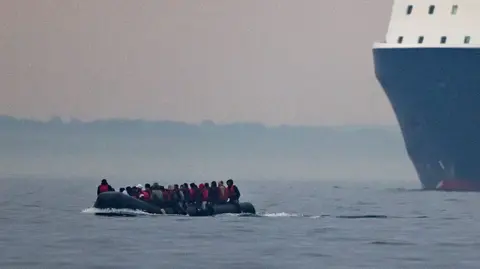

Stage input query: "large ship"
[{"left": 373, "top": 1, "right": 480, "bottom": 191}]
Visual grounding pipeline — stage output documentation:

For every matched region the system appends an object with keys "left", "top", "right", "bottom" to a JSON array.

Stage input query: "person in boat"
[
  {"left": 132, "top": 184, "right": 143, "bottom": 199},
  {"left": 198, "top": 183, "right": 209, "bottom": 210},
  {"left": 209, "top": 181, "right": 219, "bottom": 205},
  {"left": 125, "top": 186, "right": 133, "bottom": 195},
  {"left": 226, "top": 179, "right": 240, "bottom": 204},
  {"left": 172, "top": 184, "right": 184, "bottom": 204},
  {"left": 218, "top": 181, "right": 228, "bottom": 204},
  {"left": 189, "top": 183, "right": 200, "bottom": 205},
  {"left": 168, "top": 185, "right": 175, "bottom": 201},
  {"left": 181, "top": 183, "right": 190, "bottom": 206},
  {"left": 204, "top": 182, "right": 210, "bottom": 202},
  {"left": 172, "top": 184, "right": 186, "bottom": 214},
  {"left": 150, "top": 183, "right": 164, "bottom": 207},
  {"left": 131, "top": 186, "right": 139, "bottom": 197},
  {"left": 145, "top": 183, "right": 152, "bottom": 194},
  {"left": 139, "top": 184, "right": 151, "bottom": 201},
  {"left": 97, "top": 179, "right": 114, "bottom": 195},
  {"left": 162, "top": 185, "right": 173, "bottom": 208},
  {"left": 130, "top": 186, "right": 136, "bottom": 197}
]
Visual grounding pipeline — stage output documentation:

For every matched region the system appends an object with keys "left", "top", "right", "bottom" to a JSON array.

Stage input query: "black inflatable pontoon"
[{"left": 93, "top": 191, "right": 256, "bottom": 217}]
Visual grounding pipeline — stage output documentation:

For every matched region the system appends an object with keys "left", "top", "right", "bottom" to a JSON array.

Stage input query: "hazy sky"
[{"left": 1, "top": 0, "right": 395, "bottom": 126}]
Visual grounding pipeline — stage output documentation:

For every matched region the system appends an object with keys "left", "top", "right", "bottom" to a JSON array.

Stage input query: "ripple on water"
[
  {"left": 369, "top": 240, "right": 417, "bottom": 246},
  {"left": 300, "top": 252, "right": 331, "bottom": 258},
  {"left": 306, "top": 226, "right": 337, "bottom": 235}
]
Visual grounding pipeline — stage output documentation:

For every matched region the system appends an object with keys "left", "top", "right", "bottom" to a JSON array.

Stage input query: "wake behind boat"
[{"left": 92, "top": 178, "right": 256, "bottom": 217}]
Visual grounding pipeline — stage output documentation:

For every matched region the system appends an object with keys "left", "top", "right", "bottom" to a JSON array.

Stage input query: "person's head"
[
  {"left": 226, "top": 179, "right": 233, "bottom": 187},
  {"left": 211, "top": 181, "right": 217, "bottom": 187},
  {"left": 190, "top": 183, "right": 196, "bottom": 189},
  {"left": 119, "top": 187, "right": 125, "bottom": 192},
  {"left": 174, "top": 184, "right": 179, "bottom": 190},
  {"left": 136, "top": 184, "right": 143, "bottom": 190},
  {"left": 199, "top": 183, "right": 204, "bottom": 189},
  {"left": 205, "top": 183, "right": 209, "bottom": 188},
  {"left": 145, "top": 183, "right": 151, "bottom": 189},
  {"left": 182, "top": 183, "right": 189, "bottom": 189},
  {"left": 159, "top": 185, "right": 165, "bottom": 191},
  {"left": 152, "top": 182, "right": 160, "bottom": 190},
  {"left": 219, "top": 181, "right": 224, "bottom": 186},
  {"left": 101, "top": 179, "right": 107, "bottom": 184}
]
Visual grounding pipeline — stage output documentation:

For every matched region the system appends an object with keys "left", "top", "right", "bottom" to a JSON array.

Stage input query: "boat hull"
[
  {"left": 93, "top": 192, "right": 256, "bottom": 216},
  {"left": 373, "top": 47, "right": 480, "bottom": 191}
]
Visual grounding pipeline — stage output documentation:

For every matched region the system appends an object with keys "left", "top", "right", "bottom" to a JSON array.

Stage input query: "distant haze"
[
  {"left": 0, "top": 116, "right": 417, "bottom": 183},
  {"left": 1, "top": 0, "right": 395, "bottom": 126}
]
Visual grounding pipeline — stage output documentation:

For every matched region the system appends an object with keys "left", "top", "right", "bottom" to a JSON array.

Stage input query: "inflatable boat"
[{"left": 93, "top": 191, "right": 256, "bottom": 217}]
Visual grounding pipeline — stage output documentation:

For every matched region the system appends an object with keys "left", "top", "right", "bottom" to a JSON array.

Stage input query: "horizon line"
[{"left": 0, "top": 114, "right": 399, "bottom": 129}]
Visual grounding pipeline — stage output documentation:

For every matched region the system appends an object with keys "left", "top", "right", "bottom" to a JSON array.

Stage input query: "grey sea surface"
[{"left": 1, "top": 177, "right": 479, "bottom": 269}]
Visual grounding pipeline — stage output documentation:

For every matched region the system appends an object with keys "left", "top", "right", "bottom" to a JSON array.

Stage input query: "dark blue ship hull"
[{"left": 373, "top": 46, "right": 480, "bottom": 191}]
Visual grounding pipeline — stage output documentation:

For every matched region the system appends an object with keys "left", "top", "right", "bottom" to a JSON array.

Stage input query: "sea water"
[{"left": 1, "top": 177, "right": 479, "bottom": 269}]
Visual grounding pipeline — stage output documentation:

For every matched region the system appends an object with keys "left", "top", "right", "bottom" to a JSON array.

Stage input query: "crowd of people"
[{"left": 96, "top": 178, "right": 241, "bottom": 213}]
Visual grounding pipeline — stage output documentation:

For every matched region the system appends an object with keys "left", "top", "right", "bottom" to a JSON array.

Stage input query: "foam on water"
[
  {"left": 82, "top": 208, "right": 325, "bottom": 219},
  {"left": 262, "top": 212, "right": 300, "bottom": 217},
  {"left": 82, "top": 207, "right": 157, "bottom": 216},
  {"left": 82, "top": 208, "right": 394, "bottom": 220}
]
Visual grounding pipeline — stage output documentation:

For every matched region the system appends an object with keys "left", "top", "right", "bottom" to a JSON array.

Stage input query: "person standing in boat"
[
  {"left": 226, "top": 179, "right": 240, "bottom": 204},
  {"left": 97, "top": 179, "right": 114, "bottom": 195}
]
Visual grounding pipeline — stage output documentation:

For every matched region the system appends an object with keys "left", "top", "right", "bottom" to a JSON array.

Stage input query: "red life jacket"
[
  {"left": 142, "top": 190, "right": 151, "bottom": 200},
  {"left": 99, "top": 184, "right": 109, "bottom": 193},
  {"left": 189, "top": 188, "right": 196, "bottom": 200},
  {"left": 162, "top": 190, "right": 171, "bottom": 201},
  {"left": 201, "top": 188, "right": 209, "bottom": 201},
  {"left": 227, "top": 185, "right": 237, "bottom": 199},
  {"left": 219, "top": 186, "right": 228, "bottom": 201}
]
